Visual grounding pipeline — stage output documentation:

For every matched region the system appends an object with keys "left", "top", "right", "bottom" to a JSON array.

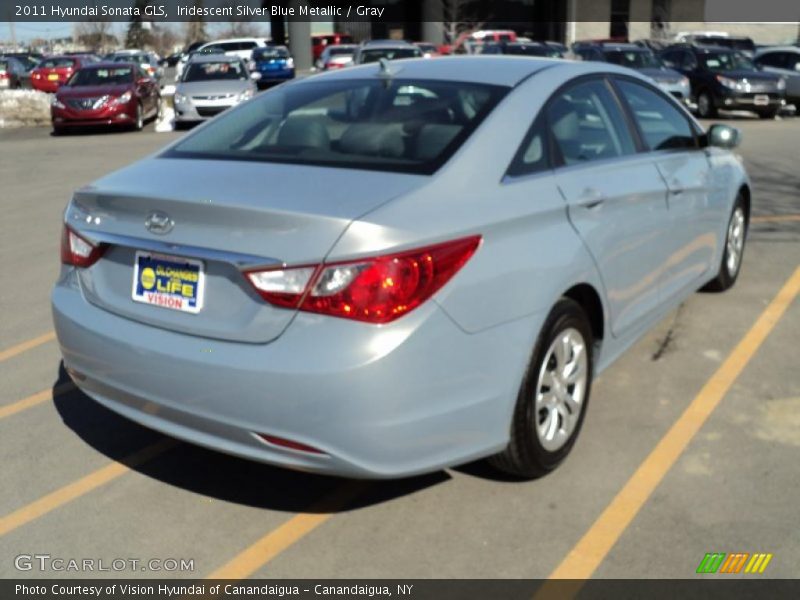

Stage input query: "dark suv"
[{"left": 659, "top": 44, "right": 786, "bottom": 119}]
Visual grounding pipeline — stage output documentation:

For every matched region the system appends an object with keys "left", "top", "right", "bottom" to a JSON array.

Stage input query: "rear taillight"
[
  {"left": 0, "top": 73, "right": 8, "bottom": 79},
  {"left": 60, "top": 225, "right": 106, "bottom": 268},
  {"left": 246, "top": 236, "right": 481, "bottom": 324}
]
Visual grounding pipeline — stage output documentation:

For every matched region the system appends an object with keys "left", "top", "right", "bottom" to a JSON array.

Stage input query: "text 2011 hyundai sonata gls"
[{"left": 52, "top": 57, "right": 750, "bottom": 479}]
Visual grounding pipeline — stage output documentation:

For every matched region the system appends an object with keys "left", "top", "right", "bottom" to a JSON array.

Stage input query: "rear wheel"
[
  {"left": 703, "top": 194, "right": 747, "bottom": 292},
  {"left": 132, "top": 103, "right": 144, "bottom": 131},
  {"left": 697, "top": 91, "right": 717, "bottom": 118},
  {"left": 489, "top": 298, "right": 594, "bottom": 479}
]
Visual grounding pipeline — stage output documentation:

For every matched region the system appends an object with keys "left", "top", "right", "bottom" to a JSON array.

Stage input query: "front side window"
[
  {"left": 615, "top": 79, "right": 696, "bottom": 151},
  {"left": 166, "top": 78, "right": 507, "bottom": 175},
  {"left": 546, "top": 79, "right": 636, "bottom": 166}
]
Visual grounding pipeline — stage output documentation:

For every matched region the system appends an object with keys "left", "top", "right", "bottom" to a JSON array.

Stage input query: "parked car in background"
[
  {"left": 51, "top": 62, "right": 160, "bottom": 134},
  {"left": 574, "top": 43, "right": 694, "bottom": 110},
  {"left": 108, "top": 50, "right": 163, "bottom": 83},
  {"left": 754, "top": 46, "right": 800, "bottom": 108},
  {"left": 173, "top": 54, "right": 257, "bottom": 127},
  {"left": 250, "top": 45, "right": 295, "bottom": 88},
  {"left": 415, "top": 43, "right": 441, "bottom": 58},
  {"left": 161, "top": 52, "right": 183, "bottom": 67},
  {"left": 352, "top": 40, "right": 423, "bottom": 65},
  {"left": 315, "top": 44, "right": 357, "bottom": 70},
  {"left": 66, "top": 51, "right": 101, "bottom": 63},
  {"left": 451, "top": 30, "right": 518, "bottom": 54},
  {"left": 0, "top": 56, "right": 32, "bottom": 89},
  {"left": 1, "top": 52, "right": 43, "bottom": 72},
  {"left": 31, "top": 55, "right": 91, "bottom": 93},
  {"left": 52, "top": 57, "right": 751, "bottom": 480},
  {"left": 478, "top": 41, "right": 564, "bottom": 58},
  {"left": 178, "top": 39, "right": 269, "bottom": 80},
  {"left": 312, "top": 33, "right": 355, "bottom": 62},
  {"left": 660, "top": 44, "right": 786, "bottom": 118}
]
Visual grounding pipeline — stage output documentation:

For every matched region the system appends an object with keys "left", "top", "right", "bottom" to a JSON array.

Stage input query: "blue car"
[
  {"left": 250, "top": 45, "right": 294, "bottom": 88},
  {"left": 52, "top": 58, "right": 749, "bottom": 479}
]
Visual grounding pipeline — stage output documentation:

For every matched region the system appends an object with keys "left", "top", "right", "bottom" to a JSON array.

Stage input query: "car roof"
[
  {"left": 189, "top": 53, "right": 244, "bottom": 63},
  {"left": 308, "top": 56, "right": 609, "bottom": 88},
  {"left": 755, "top": 46, "right": 800, "bottom": 54}
]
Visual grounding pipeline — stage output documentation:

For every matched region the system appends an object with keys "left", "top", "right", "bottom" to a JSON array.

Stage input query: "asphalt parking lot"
[{"left": 0, "top": 114, "right": 798, "bottom": 581}]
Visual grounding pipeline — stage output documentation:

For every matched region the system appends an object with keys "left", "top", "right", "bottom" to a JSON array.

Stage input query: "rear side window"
[
  {"left": 507, "top": 117, "right": 550, "bottom": 177},
  {"left": 615, "top": 79, "right": 696, "bottom": 151},
  {"left": 546, "top": 79, "right": 636, "bottom": 166},
  {"left": 165, "top": 78, "right": 508, "bottom": 175}
]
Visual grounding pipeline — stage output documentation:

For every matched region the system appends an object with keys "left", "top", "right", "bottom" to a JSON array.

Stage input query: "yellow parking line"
[
  {"left": 0, "top": 331, "right": 55, "bottom": 363},
  {"left": 0, "top": 382, "right": 75, "bottom": 420},
  {"left": 206, "top": 481, "right": 369, "bottom": 579},
  {"left": 543, "top": 265, "right": 800, "bottom": 582},
  {"left": 751, "top": 214, "right": 800, "bottom": 224},
  {"left": 0, "top": 438, "right": 178, "bottom": 537}
]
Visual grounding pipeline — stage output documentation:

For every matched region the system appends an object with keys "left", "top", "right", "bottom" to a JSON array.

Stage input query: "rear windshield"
[
  {"left": 603, "top": 49, "right": 661, "bottom": 68},
  {"left": 113, "top": 54, "right": 149, "bottom": 64},
  {"left": 696, "top": 37, "right": 755, "bottom": 52},
  {"left": 165, "top": 78, "right": 508, "bottom": 175},
  {"left": 68, "top": 67, "right": 133, "bottom": 86},
  {"left": 183, "top": 61, "right": 247, "bottom": 82},
  {"left": 253, "top": 47, "right": 289, "bottom": 60},
  {"left": 328, "top": 46, "right": 356, "bottom": 56},
  {"left": 361, "top": 47, "right": 422, "bottom": 63},
  {"left": 39, "top": 57, "right": 76, "bottom": 69},
  {"left": 702, "top": 51, "right": 755, "bottom": 71}
]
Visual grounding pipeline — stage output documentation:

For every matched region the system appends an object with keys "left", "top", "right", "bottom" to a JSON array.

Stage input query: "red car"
[
  {"left": 30, "top": 55, "right": 89, "bottom": 93},
  {"left": 51, "top": 62, "right": 160, "bottom": 134},
  {"left": 311, "top": 33, "right": 355, "bottom": 62}
]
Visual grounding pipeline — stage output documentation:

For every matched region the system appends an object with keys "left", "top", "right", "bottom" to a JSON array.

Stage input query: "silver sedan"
[{"left": 52, "top": 57, "right": 750, "bottom": 479}]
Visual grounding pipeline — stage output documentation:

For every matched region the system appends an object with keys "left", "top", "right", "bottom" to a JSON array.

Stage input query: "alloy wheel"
[
  {"left": 534, "top": 327, "right": 588, "bottom": 452},
  {"left": 726, "top": 206, "right": 746, "bottom": 277}
]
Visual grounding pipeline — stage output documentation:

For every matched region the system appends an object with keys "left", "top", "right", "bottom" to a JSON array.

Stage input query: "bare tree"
[
  {"left": 439, "top": 0, "right": 487, "bottom": 46},
  {"left": 184, "top": 0, "right": 208, "bottom": 45},
  {"left": 73, "top": 19, "right": 114, "bottom": 52}
]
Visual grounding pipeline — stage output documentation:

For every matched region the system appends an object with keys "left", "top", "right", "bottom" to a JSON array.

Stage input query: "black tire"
[
  {"left": 757, "top": 108, "right": 778, "bottom": 120},
  {"left": 488, "top": 298, "right": 594, "bottom": 479},
  {"left": 697, "top": 90, "right": 717, "bottom": 118},
  {"left": 132, "top": 103, "right": 144, "bottom": 131},
  {"left": 703, "top": 193, "right": 747, "bottom": 292},
  {"left": 52, "top": 125, "right": 67, "bottom": 136}
]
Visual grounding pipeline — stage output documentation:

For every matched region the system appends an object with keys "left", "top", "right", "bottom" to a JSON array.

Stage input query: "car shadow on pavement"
[{"left": 51, "top": 362, "right": 449, "bottom": 513}]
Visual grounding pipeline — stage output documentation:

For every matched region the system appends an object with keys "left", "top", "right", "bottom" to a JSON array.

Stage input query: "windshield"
[
  {"left": 702, "top": 51, "right": 756, "bottom": 71},
  {"left": 39, "top": 57, "right": 76, "bottom": 69},
  {"left": 113, "top": 54, "right": 149, "bottom": 65},
  {"left": 360, "top": 48, "right": 422, "bottom": 63},
  {"left": 253, "top": 47, "right": 289, "bottom": 60},
  {"left": 603, "top": 50, "right": 661, "bottom": 68},
  {"left": 183, "top": 61, "right": 247, "bottom": 82},
  {"left": 166, "top": 78, "right": 507, "bottom": 175},
  {"left": 68, "top": 67, "right": 133, "bottom": 86}
]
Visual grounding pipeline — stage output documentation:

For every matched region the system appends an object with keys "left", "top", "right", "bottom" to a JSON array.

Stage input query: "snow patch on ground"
[{"left": 0, "top": 89, "right": 51, "bottom": 128}]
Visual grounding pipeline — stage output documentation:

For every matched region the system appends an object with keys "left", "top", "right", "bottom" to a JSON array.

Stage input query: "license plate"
[
  {"left": 132, "top": 252, "right": 204, "bottom": 314},
  {"left": 47, "top": 73, "right": 59, "bottom": 81},
  {"left": 754, "top": 95, "right": 769, "bottom": 106}
]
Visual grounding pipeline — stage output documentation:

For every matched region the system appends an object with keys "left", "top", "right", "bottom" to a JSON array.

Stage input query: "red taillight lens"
[
  {"left": 60, "top": 225, "right": 106, "bottom": 268},
  {"left": 246, "top": 235, "right": 481, "bottom": 323}
]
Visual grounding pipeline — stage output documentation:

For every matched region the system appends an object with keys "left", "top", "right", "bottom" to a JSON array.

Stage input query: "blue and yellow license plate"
[{"left": 132, "top": 252, "right": 205, "bottom": 314}]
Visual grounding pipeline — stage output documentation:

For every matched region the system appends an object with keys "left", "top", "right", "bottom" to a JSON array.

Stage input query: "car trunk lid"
[{"left": 69, "top": 157, "right": 426, "bottom": 344}]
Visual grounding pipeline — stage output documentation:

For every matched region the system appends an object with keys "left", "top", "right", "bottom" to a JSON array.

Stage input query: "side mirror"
[
  {"left": 250, "top": 71, "right": 262, "bottom": 80},
  {"left": 705, "top": 123, "right": 742, "bottom": 149}
]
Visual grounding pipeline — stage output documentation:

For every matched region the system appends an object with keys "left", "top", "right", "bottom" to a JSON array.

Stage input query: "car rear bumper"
[{"left": 52, "top": 269, "right": 538, "bottom": 478}]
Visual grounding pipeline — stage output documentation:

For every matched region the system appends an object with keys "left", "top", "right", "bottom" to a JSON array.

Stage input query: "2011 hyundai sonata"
[{"left": 52, "top": 57, "right": 749, "bottom": 479}]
